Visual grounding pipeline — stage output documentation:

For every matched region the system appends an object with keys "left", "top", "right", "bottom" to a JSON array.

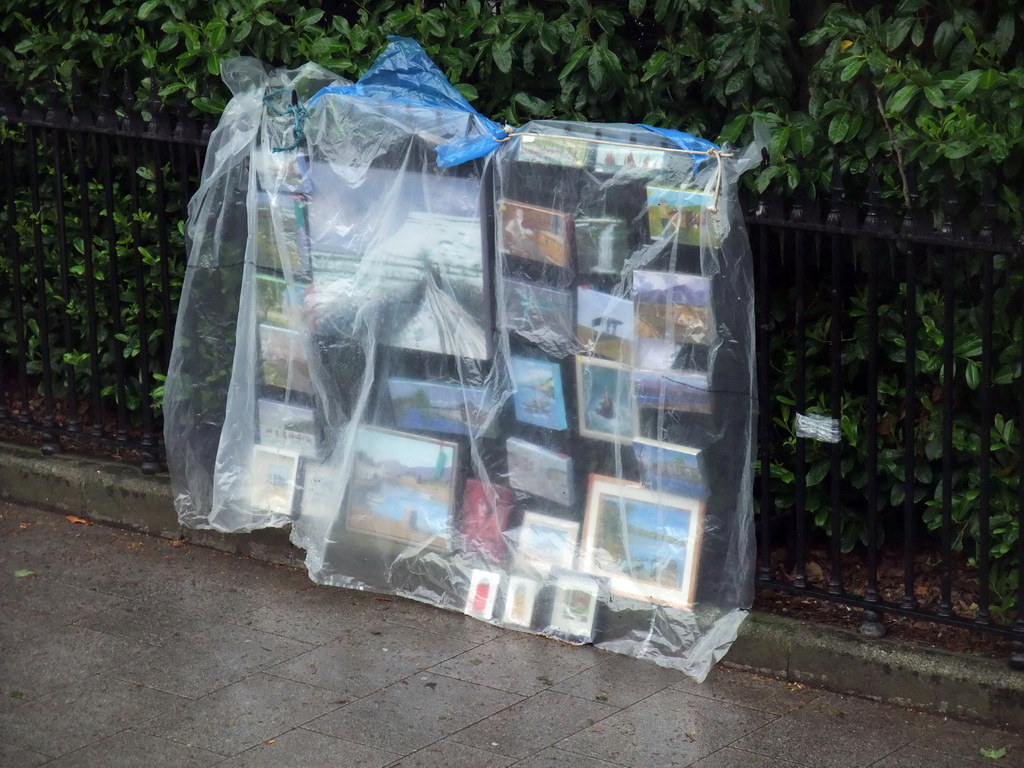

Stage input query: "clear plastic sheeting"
[
  {"left": 795, "top": 412, "right": 842, "bottom": 443},
  {"left": 165, "top": 38, "right": 759, "bottom": 681}
]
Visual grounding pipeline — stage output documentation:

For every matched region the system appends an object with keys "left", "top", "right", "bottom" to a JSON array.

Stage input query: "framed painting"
[
  {"left": 546, "top": 569, "right": 603, "bottom": 644},
  {"left": 576, "top": 287, "right": 634, "bottom": 362},
  {"left": 505, "top": 437, "right": 574, "bottom": 507},
  {"left": 258, "top": 324, "right": 313, "bottom": 395},
  {"left": 345, "top": 426, "right": 459, "bottom": 550},
  {"left": 646, "top": 185, "right": 712, "bottom": 246},
  {"left": 510, "top": 356, "right": 568, "bottom": 432},
  {"left": 574, "top": 217, "right": 630, "bottom": 276},
  {"left": 515, "top": 511, "right": 580, "bottom": 575},
  {"left": 388, "top": 378, "right": 496, "bottom": 438},
  {"left": 257, "top": 398, "right": 316, "bottom": 457},
  {"left": 633, "top": 438, "right": 707, "bottom": 499},
  {"left": 633, "top": 271, "right": 711, "bottom": 346},
  {"left": 464, "top": 569, "right": 501, "bottom": 620},
  {"left": 502, "top": 575, "right": 541, "bottom": 629},
  {"left": 579, "top": 474, "right": 704, "bottom": 610},
  {"left": 460, "top": 479, "right": 513, "bottom": 562},
  {"left": 253, "top": 193, "right": 311, "bottom": 280},
  {"left": 516, "top": 134, "right": 589, "bottom": 167},
  {"left": 250, "top": 444, "right": 300, "bottom": 517},
  {"left": 633, "top": 369, "right": 711, "bottom": 415},
  {"left": 594, "top": 145, "right": 665, "bottom": 175},
  {"left": 501, "top": 279, "right": 573, "bottom": 348},
  {"left": 498, "top": 200, "right": 572, "bottom": 268},
  {"left": 576, "top": 356, "right": 634, "bottom": 443},
  {"left": 255, "top": 273, "right": 307, "bottom": 330}
]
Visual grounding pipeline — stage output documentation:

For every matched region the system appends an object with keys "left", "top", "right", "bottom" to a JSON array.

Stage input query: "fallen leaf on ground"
[
  {"left": 126, "top": 542, "right": 144, "bottom": 549},
  {"left": 14, "top": 569, "right": 35, "bottom": 578},
  {"left": 9, "top": 691, "right": 25, "bottom": 699},
  {"left": 265, "top": 739, "right": 277, "bottom": 745},
  {"left": 19, "top": 522, "right": 33, "bottom": 529},
  {"left": 65, "top": 515, "right": 93, "bottom": 526},
  {"left": 375, "top": 596, "right": 393, "bottom": 602},
  {"left": 980, "top": 746, "right": 1007, "bottom": 759},
  {"left": 169, "top": 540, "right": 185, "bottom": 548}
]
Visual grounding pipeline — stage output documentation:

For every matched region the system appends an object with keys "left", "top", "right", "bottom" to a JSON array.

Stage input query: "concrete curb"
[{"left": 3, "top": 439, "right": 1022, "bottom": 730}]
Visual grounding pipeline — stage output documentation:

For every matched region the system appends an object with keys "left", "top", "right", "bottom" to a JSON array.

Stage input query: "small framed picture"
[
  {"left": 502, "top": 575, "right": 541, "bottom": 628},
  {"left": 501, "top": 278, "right": 573, "bottom": 348},
  {"left": 576, "top": 356, "right": 634, "bottom": 443},
  {"left": 388, "top": 377, "right": 496, "bottom": 438},
  {"left": 464, "top": 569, "right": 501, "bottom": 620},
  {"left": 256, "top": 273, "right": 307, "bottom": 330},
  {"left": 300, "top": 462, "right": 342, "bottom": 523},
  {"left": 505, "top": 437, "right": 574, "bottom": 507},
  {"left": 258, "top": 398, "right": 316, "bottom": 457},
  {"left": 633, "top": 369, "right": 711, "bottom": 415},
  {"left": 579, "top": 474, "right": 704, "bottom": 610},
  {"left": 515, "top": 511, "right": 580, "bottom": 575},
  {"left": 574, "top": 217, "right": 630, "bottom": 276},
  {"left": 258, "top": 324, "right": 313, "bottom": 395},
  {"left": 633, "top": 271, "right": 711, "bottom": 346},
  {"left": 345, "top": 426, "right": 459, "bottom": 550},
  {"left": 253, "top": 193, "right": 311, "bottom": 280},
  {"left": 633, "top": 438, "right": 707, "bottom": 499},
  {"left": 516, "top": 134, "right": 589, "bottom": 167},
  {"left": 646, "top": 185, "right": 712, "bottom": 246},
  {"left": 510, "top": 356, "right": 568, "bottom": 431},
  {"left": 576, "top": 287, "right": 634, "bottom": 362},
  {"left": 594, "top": 145, "right": 665, "bottom": 175},
  {"left": 250, "top": 445, "right": 301, "bottom": 517},
  {"left": 498, "top": 200, "right": 572, "bottom": 268},
  {"left": 460, "top": 479, "right": 513, "bottom": 562},
  {"left": 546, "top": 570, "right": 602, "bottom": 644}
]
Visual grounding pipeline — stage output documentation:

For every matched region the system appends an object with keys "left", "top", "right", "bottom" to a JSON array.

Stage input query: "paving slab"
[
  {"left": 672, "top": 665, "right": 821, "bottom": 715},
  {"left": 555, "top": 687, "right": 778, "bottom": 768},
  {"left": 306, "top": 671, "right": 522, "bottom": 754},
  {"left": 266, "top": 620, "right": 476, "bottom": 701},
  {"left": 0, "top": 576, "right": 126, "bottom": 650},
  {"left": 0, "top": 740, "right": 50, "bottom": 768},
  {"left": 0, "top": 675, "right": 186, "bottom": 758},
  {"left": 433, "top": 632, "right": 606, "bottom": 697},
  {"left": 39, "top": 730, "right": 223, "bottom": 768},
  {"left": 386, "top": 738, "right": 515, "bottom": 768},
  {"left": 214, "top": 726, "right": 399, "bottom": 768},
  {"left": 450, "top": 689, "right": 618, "bottom": 760},
  {"left": 510, "top": 745, "right": 628, "bottom": 767},
  {"left": 234, "top": 585, "right": 379, "bottom": 645},
  {"left": 137, "top": 672, "right": 345, "bottom": 757},
  {"left": 551, "top": 652, "right": 685, "bottom": 708}
]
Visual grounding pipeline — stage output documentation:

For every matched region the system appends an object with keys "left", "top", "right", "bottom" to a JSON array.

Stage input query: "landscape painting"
[
  {"left": 516, "top": 134, "right": 589, "bottom": 167},
  {"left": 574, "top": 217, "right": 630, "bottom": 275},
  {"left": 499, "top": 200, "right": 572, "bottom": 268},
  {"left": 388, "top": 378, "right": 495, "bottom": 438},
  {"left": 515, "top": 512, "right": 580, "bottom": 574},
  {"left": 254, "top": 194, "right": 311, "bottom": 279},
  {"left": 258, "top": 324, "right": 313, "bottom": 395},
  {"left": 576, "top": 287, "right": 634, "bottom": 362},
  {"left": 250, "top": 444, "right": 300, "bottom": 517},
  {"left": 346, "top": 426, "right": 458, "bottom": 550},
  {"left": 505, "top": 437, "right": 574, "bottom": 507},
  {"left": 633, "top": 271, "right": 711, "bottom": 346},
  {"left": 633, "top": 438, "right": 707, "bottom": 499},
  {"left": 633, "top": 369, "right": 711, "bottom": 414},
  {"left": 576, "top": 357, "right": 634, "bottom": 443},
  {"left": 501, "top": 279, "right": 573, "bottom": 347},
  {"left": 646, "top": 185, "right": 711, "bottom": 246},
  {"left": 580, "top": 475, "right": 704, "bottom": 610},
  {"left": 510, "top": 356, "right": 568, "bottom": 431},
  {"left": 256, "top": 274, "right": 307, "bottom": 330}
]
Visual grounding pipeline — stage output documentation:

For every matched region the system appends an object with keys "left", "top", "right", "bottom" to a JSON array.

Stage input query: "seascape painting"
[
  {"left": 505, "top": 437, "right": 574, "bottom": 506},
  {"left": 510, "top": 356, "right": 568, "bottom": 431},
  {"left": 388, "top": 378, "right": 495, "bottom": 437},
  {"left": 633, "top": 369, "right": 711, "bottom": 414},
  {"left": 576, "top": 357, "right": 634, "bottom": 443},
  {"left": 346, "top": 426, "right": 458, "bottom": 549},
  {"left": 633, "top": 438, "right": 707, "bottom": 499}
]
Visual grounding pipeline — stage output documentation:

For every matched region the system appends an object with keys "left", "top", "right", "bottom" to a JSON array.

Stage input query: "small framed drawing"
[
  {"left": 501, "top": 278, "right": 573, "bottom": 346},
  {"left": 594, "top": 145, "right": 665, "bottom": 174},
  {"left": 633, "top": 271, "right": 711, "bottom": 346},
  {"left": 576, "top": 287, "right": 634, "bottom": 362},
  {"left": 633, "top": 369, "right": 711, "bottom": 415},
  {"left": 646, "top": 185, "right": 711, "bottom": 246},
  {"left": 258, "top": 324, "right": 313, "bottom": 395},
  {"left": 515, "top": 511, "right": 579, "bottom": 575},
  {"left": 633, "top": 438, "right": 707, "bottom": 499},
  {"left": 300, "top": 462, "right": 342, "bottom": 523},
  {"left": 498, "top": 200, "right": 572, "bottom": 268},
  {"left": 506, "top": 437, "right": 574, "bottom": 507},
  {"left": 574, "top": 217, "right": 630, "bottom": 276},
  {"left": 510, "top": 356, "right": 568, "bottom": 431},
  {"left": 460, "top": 479, "right": 513, "bottom": 562},
  {"left": 250, "top": 444, "right": 301, "bottom": 517},
  {"left": 258, "top": 398, "right": 316, "bottom": 457},
  {"left": 546, "top": 570, "right": 603, "bottom": 644},
  {"left": 345, "top": 426, "right": 458, "bottom": 550},
  {"left": 576, "top": 356, "right": 634, "bottom": 443},
  {"left": 502, "top": 575, "right": 541, "bottom": 628},
  {"left": 579, "top": 474, "right": 704, "bottom": 610},
  {"left": 464, "top": 569, "right": 501, "bottom": 620},
  {"left": 516, "top": 134, "right": 589, "bottom": 167}
]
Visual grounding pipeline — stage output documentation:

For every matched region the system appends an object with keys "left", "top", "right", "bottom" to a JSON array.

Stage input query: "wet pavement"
[{"left": 1, "top": 502, "right": 1021, "bottom": 767}]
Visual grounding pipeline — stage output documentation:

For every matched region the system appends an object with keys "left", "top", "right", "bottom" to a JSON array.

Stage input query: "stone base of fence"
[{"left": 2, "top": 438, "right": 1023, "bottom": 730}]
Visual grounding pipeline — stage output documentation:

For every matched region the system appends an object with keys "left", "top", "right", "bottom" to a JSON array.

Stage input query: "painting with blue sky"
[
  {"left": 389, "top": 378, "right": 495, "bottom": 437},
  {"left": 510, "top": 356, "right": 567, "bottom": 431}
]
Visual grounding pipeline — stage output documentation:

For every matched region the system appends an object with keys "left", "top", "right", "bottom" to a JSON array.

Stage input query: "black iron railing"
[{"left": 2, "top": 82, "right": 1023, "bottom": 663}]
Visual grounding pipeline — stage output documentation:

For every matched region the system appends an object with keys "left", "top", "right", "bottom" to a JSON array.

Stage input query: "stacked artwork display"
[{"left": 165, "top": 40, "right": 756, "bottom": 681}]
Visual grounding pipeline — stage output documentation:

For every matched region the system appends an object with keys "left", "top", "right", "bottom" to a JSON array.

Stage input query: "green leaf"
[
  {"left": 454, "top": 82, "right": 478, "bottom": 102},
  {"left": 629, "top": 0, "right": 646, "bottom": 15},
  {"left": 979, "top": 746, "right": 1007, "bottom": 759},
  {"left": 991, "top": 15, "right": 1014, "bottom": 57},
  {"left": 828, "top": 112, "right": 851, "bottom": 143},
  {"left": 885, "top": 84, "right": 919, "bottom": 113},
  {"left": 558, "top": 45, "right": 591, "bottom": 82},
  {"left": 948, "top": 70, "right": 983, "bottom": 101},
  {"left": 965, "top": 360, "right": 980, "bottom": 390},
  {"left": 138, "top": 0, "right": 160, "bottom": 21},
  {"left": 840, "top": 58, "right": 865, "bottom": 81},
  {"left": 923, "top": 85, "right": 946, "bottom": 108},
  {"left": 588, "top": 46, "right": 605, "bottom": 91},
  {"left": 933, "top": 20, "right": 957, "bottom": 59},
  {"left": 491, "top": 39, "right": 512, "bottom": 73},
  {"left": 14, "top": 569, "right": 34, "bottom": 578}
]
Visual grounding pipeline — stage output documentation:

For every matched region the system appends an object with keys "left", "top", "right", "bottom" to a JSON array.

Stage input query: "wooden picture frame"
[
  {"left": 515, "top": 511, "right": 580, "bottom": 575},
  {"left": 576, "top": 356, "right": 634, "bottom": 443},
  {"left": 579, "top": 474, "right": 704, "bottom": 610},
  {"left": 250, "top": 444, "right": 301, "bottom": 517},
  {"left": 546, "top": 569, "right": 602, "bottom": 644}
]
